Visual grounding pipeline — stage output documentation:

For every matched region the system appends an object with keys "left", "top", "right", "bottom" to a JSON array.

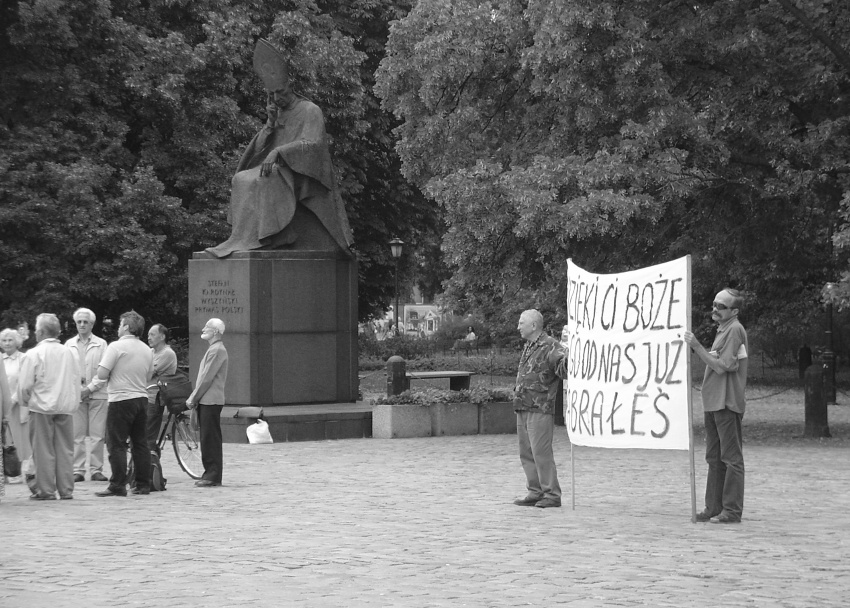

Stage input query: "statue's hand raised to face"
[{"left": 265, "top": 99, "right": 278, "bottom": 129}]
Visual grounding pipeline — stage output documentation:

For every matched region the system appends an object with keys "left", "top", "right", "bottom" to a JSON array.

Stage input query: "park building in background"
[{"left": 361, "top": 287, "right": 449, "bottom": 339}]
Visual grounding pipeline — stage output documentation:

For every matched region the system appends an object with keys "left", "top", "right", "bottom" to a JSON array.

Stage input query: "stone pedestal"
[{"left": 189, "top": 250, "right": 358, "bottom": 406}]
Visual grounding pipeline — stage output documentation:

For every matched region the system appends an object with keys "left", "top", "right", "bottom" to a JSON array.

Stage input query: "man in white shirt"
[{"left": 89, "top": 311, "right": 153, "bottom": 497}]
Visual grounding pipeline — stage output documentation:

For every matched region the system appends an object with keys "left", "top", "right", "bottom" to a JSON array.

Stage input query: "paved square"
[{"left": 3, "top": 397, "right": 849, "bottom": 607}]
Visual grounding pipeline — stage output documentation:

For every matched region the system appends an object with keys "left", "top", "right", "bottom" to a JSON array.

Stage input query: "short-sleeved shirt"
[
  {"left": 147, "top": 346, "right": 178, "bottom": 404},
  {"left": 99, "top": 335, "right": 154, "bottom": 402},
  {"left": 701, "top": 318, "right": 748, "bottom": 415}
]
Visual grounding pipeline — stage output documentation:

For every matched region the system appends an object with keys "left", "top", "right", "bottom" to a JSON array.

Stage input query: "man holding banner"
[
  {"left": 513, "top": 310, "right": 567, "bottom": 509},
  {"left": 684, "top": 288, "right": 748, "bottom": 524}
]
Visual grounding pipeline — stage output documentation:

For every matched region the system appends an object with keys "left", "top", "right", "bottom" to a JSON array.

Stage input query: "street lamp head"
[
  {"left": 389, "top": 237, "right": 404, "bottom": 259},
  {"left": 824, "top": 282, "right": 838, "bottom": 307}
]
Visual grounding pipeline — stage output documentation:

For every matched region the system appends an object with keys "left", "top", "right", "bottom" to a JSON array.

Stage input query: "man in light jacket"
[
  {"left": 19, "top": 313, "right": 81, "bottom": 500},
  {"left": 65, "top": 308, "right": 109, "bottom": 483},
  {"left": 186, "top": 318, "right": 228, "bottom": 488}
]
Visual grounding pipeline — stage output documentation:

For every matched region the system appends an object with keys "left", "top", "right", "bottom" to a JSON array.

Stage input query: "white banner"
[{"left": 565, "top": 256, "right": 691, "bottom": 450}]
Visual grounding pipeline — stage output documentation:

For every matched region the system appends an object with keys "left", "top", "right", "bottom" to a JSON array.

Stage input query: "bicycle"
[
  {"left": 126, "top": 406, "right": 203, "bottom": 484},
  {"left": 155, "top": 406, "right": 203, "bottom": 479}
]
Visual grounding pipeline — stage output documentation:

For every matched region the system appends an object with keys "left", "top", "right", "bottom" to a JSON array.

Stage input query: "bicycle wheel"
[{"left": 172, "top": 414, "right": 203, "bottom": 479}]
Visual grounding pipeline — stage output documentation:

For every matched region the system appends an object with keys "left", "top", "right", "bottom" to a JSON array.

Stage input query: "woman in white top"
[
  {"left": 1, "top": 328, "right": 31, "bottom": 482},
  {"left": 1, "top": 362, "right": 10, "bottom": 500}
]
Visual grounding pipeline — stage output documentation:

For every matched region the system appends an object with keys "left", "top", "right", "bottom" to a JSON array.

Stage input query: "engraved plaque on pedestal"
[{"left": 188, "top": 250, "right": 358, "bottom": 406}]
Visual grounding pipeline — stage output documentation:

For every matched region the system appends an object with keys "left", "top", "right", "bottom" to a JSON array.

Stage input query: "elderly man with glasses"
[
  {"left": 684, "top": 288, "right": 749, "bottom": 524},
  {"left": 66, "top": 308, "right": 109, "bottom": 483}
]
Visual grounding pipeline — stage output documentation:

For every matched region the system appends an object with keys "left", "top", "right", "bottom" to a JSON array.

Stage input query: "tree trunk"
[{"left": 804, "top": 365, "right": 831, "bottom": 438}]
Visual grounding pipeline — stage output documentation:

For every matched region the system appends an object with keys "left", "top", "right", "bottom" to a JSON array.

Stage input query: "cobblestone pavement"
[{"left": 3, "top": 400, "right": 849, "bottom": 608}]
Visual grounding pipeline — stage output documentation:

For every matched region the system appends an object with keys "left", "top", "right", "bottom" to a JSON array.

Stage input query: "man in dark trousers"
[
  {"left": 684, "top": 288, "right": 748, "bottom": 524},
  {"left": 90, "top": 311, "right": 153, "bottom": 497},
  {"left": 186, "top": 318, "right": 228, "bottom": 488}
]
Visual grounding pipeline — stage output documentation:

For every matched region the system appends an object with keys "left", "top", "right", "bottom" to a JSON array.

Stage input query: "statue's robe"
[{"left": 206, "top": 98, "right": 353, "bottom": 258}]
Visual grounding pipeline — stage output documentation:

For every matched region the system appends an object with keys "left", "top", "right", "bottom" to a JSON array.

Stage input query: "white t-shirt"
[{"left": 98, "top": 336, "right": 154, "bottom": 402}]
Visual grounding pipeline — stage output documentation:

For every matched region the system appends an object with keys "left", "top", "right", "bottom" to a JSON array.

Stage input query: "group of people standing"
[
  {"left": 4, "top": 287, "right": 745, "bottom": 524},
  {"left": 1, "top": 310, "right": 229, "bottom": 503}
]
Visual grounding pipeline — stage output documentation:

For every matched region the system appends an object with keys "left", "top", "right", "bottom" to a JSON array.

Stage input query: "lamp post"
[
  {"left": 824, "top": 282, "right": 837, "bottom": 404},
  {"left": 390, "top": 238, "right": 404, "bottom": 336}
]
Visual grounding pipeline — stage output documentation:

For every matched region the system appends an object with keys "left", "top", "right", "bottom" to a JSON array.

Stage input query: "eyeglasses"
[{"left": 712, "top": 302, "right": 729, "bottom": 311}]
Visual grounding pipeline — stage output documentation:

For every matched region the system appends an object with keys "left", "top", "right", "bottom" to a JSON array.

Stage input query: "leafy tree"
[
  {"left": 0, "top": 0, "right": 433, "bottom": 332},
  {"left": 376, "top": 0, "right": 850, "bottom": 343},
  {"left": 316, "top": 0, "right": 442, "bottom": 319},
  {"left": 0, "top": 0, "right": 207, "bottom": 331}
]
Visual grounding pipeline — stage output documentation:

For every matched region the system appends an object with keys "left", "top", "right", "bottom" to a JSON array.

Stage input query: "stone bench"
[{"left": 405, "top": 370, "right": 474, "bottom": 391}]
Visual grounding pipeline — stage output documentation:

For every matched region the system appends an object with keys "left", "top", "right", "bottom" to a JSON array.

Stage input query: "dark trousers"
[
  {"left": 198, "top": 404, "right": 223, "bottom": 484},
  {"left": 146, "top": 397, "right": 165, "bottom": 455},
  {"left": 105, "top": 397, "right": 151, "bottom": 492},
  {"left": 704, "top": 408, "right": 745, "bottom": 519}
]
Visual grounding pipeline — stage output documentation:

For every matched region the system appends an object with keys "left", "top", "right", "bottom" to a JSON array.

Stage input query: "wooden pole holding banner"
[
  {"left": 562, "top": 273, "right": 576, "bottom": 513},
  {"left": 685, "top": 255, "right": 697, "bottom": 523},
  {"left": 570, "top": 441, "right": 575, "bottom": 510}
]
